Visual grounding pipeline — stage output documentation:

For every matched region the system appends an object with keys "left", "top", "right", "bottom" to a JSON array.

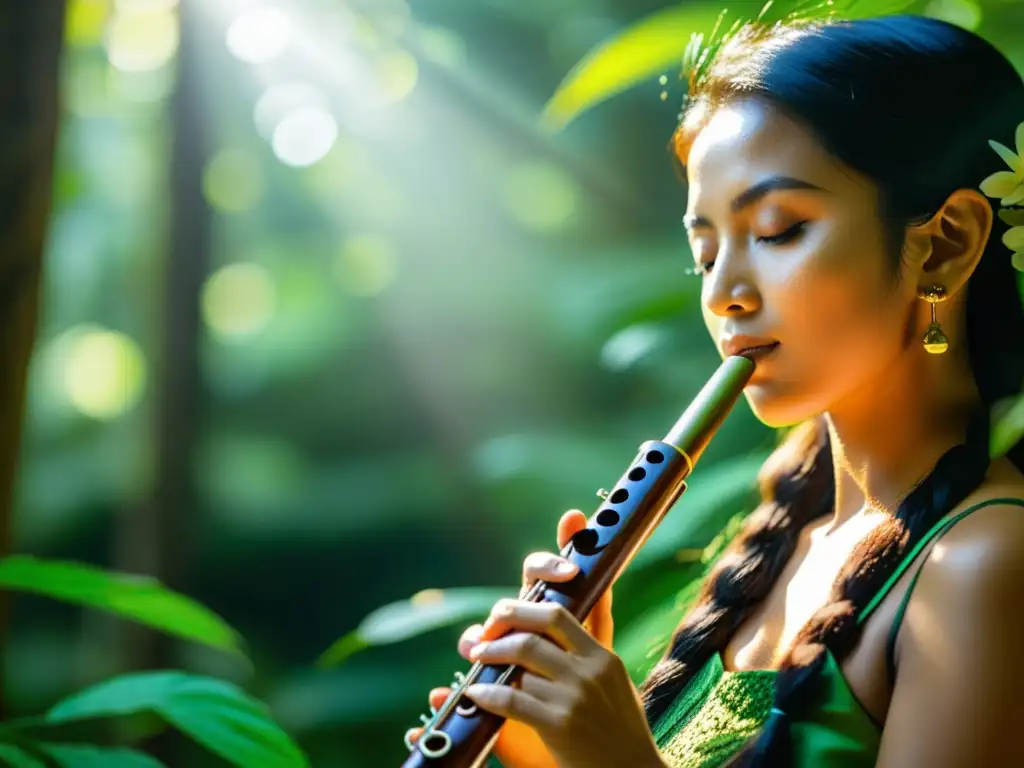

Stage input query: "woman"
[{"left": 409, "top": 14, "right": 1024, "bottom": 767}]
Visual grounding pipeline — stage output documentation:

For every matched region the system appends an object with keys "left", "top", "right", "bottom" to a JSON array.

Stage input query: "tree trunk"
[
  {"left": 0, "top": 2, "right": 67, "bottom": 719},
  {"left": 117, "top": 0, "right": 209, "bottom": 759},
  {"left": 117, "top": 0, "right": 209, "bottom": 674}
]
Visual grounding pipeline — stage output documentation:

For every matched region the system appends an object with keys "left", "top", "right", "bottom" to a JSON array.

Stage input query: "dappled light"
[{"left": 1, "top": 0, "right": 1020, "bottom": 766}]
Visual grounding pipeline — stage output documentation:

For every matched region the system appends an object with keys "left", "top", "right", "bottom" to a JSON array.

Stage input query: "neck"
[{"left": 823, "top": 348, "right": 981, "bottom": 529}]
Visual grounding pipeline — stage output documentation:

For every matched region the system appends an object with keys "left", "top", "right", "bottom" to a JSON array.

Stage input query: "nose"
[{"left": 703, "top": 251, "right": 762, "bottom": 318}]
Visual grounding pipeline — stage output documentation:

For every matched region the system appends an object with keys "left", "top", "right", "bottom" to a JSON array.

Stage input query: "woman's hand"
[
  {"left": 406, "top": 509, "right": 623, "bottom": 768},
  {"left": 459, "top": 594, "right": 662, "bottom": 768}
]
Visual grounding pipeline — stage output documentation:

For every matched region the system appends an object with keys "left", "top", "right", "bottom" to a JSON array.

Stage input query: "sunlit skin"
[{"left": 411, "top": 98, "right": 1024, "bottom": 767}]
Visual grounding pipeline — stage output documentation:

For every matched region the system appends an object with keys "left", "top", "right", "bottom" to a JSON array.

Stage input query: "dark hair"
[{"left": 639, "top": 15, "right": 1024, "bottom": 765}]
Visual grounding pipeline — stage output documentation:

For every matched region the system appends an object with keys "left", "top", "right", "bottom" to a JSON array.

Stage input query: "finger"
[
  {"left": 585, "top": 590, "right": 615, "bottom": 650},
  {"left": 585, "top": 586, "right": 613, "bottom": 625},
  {"left": 556, "top": 509, "right": 588, "bottom": 549},
  {"left": 405, "top": 727, "right": 423, "bottom": 748},
  {"left": 458, "top": 624, "right": 484, "bottom": 659},
  {"left": 469, "top": 630, "right": 575, "bottom": 679},
  {"left": 521, "top": 551, "right": 579, "bottom": 594},
  {"left": 479, "top": 599, "right": 594, "bottom": 654},
  {"left": 463, "top": 683, "right": 554, "bottom": 731},
  {"left": 429, "top": 687, "right": 450, "bottom": 711},
  {"left": 518, "top": 669, "right": 563, "bottom": 702}
]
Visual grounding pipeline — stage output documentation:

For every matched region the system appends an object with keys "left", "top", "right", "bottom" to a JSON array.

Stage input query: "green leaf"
[
  {"left": 0, "top": 557, "right": 244, "bottom": 658},
  {"left": 542, "top": 0, "right": 921, "bottom": 131},
  {"left": 991, "top": 394, "right": 1024, "bottom": 458},
  {"left": 44, "top": 672, "right": 307, "bottom": 768},
  {"left": 541, "top": 3, "right": 727, "bottom": 131},
  {"left": 0, "top": 743, "right": 49, "bottom": 768},
  {"left": 39, "top": 744, "right": 165, "bottom": 768},
  {"left": 617, "top": 508, "right": 750, "bottom": 679},
  {"left": 630, "top": 452, "right": 766, "bottom": 570},
  {"left": 318, "top": 587, "right": 513, "bottom": 667}
]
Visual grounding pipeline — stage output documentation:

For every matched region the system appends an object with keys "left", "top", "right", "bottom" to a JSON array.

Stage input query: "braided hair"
[{"left": 638, "top": 17, "right": 1024, "bottom": 764}]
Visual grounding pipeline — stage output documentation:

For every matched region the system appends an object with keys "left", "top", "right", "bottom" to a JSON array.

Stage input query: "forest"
[{"left": 0, "top": 0, "right": 1021, "bottom": 766}]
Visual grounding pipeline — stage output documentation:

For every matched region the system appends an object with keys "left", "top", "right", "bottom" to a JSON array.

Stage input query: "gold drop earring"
[{"left": 919, "top": 285, "right": 949, "bottom": 354}]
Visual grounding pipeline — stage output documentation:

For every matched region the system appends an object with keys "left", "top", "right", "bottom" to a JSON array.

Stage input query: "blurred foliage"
[
  {"left": 0, "top": 557, "right": 305, "bottom": 766},
  {"left": 0, "top": 557, "right": 244, "bottom": 659},
  {"left": 9, "top": 0, "right": 1023, "bottom": 767},
  {"left": 542, "top": 0, "right": 923, "bottom": 130},
  {"left": 317, "top": 587, "right": 514, "bottom": 668}
]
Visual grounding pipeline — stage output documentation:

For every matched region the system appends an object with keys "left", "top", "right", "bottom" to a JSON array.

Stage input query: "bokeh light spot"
[
  {"left": 64, "top": 57, "right": 111, "bottom": 116},
  {"left": 203, "top": 148, "right": 265, "bottom": 213},
  {"left": 272, "top": 108, "right": 338, "bottom": 167},
  {"left": 105, "top": 7, "right": 180, "bottom": 72},
  {"left": 226, "top": 6, "right": 292, "bottom": 64},
  {"left": 202, "top": 263, "right": 277, "bottom": 339},
  {"left": 410, "top": 589, "right": 445, "bottom": 607},
  {"left": 416, "top": 25, "right": 466, "bottom": 68},
  {"left": 116, "top": 0, "right": 180, "bottom": 9},
  {"left": 375, "top": 0, "right": 412, "bottom": 38},
  {"left": 335, "top": 235, "right": 398, "bottom": 297},
  {"left": 301, "top": 135, "right": 367, "bottom": 197},
  {"left": 600, "top": 325, "right": 662, "bottom": 371},
  {"left": 253, "top": 83, "right": 326, "bottom": 140},
  {"left": 501, "top": 162, "right": 578, "bottom": 231},
  {"left": 66, "top": 0, "right": 113, "bottom": 48},
  {"left": 107, "top": 61, "right": 176, "bottom": 103},
  {"left": 473, "top": 435, "right": 529, "bottom": 480},
  {"left": 57, "top": 326, "right": 147, "bottom": 419},
  {"left": 373, "top": 49, "right": 419, "bottom": 106}
]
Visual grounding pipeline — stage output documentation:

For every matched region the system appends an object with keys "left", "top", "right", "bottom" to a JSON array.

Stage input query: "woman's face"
[{"left": 684, "top": 97, "right": 919, "bottom": 427}]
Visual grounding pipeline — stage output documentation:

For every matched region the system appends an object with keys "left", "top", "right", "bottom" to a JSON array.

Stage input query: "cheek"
[{"left": 753, "top": 242, "right": 907, "bottom": 419}]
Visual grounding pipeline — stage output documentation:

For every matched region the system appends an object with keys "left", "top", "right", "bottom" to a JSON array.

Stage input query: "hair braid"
[
  {"left": 640, "top": 419, "right": 834, "bottom": 723},
  {"left": 726, "top": 411, "right": 992, "bottom": 766},
  {"left": 641, "top": 15, "right": 1024, "bottom": 763}
]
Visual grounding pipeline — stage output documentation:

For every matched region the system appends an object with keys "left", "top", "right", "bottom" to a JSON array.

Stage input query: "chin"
[{"left": 742, "top": 383, "right": 819, "bottom": 429}]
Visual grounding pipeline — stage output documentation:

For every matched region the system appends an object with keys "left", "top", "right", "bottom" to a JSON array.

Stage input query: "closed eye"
[
  {"left": 690, "top": 221, "right": 808, "bottom": 276},
  {"left": 757, "top": 221, "right": 808, "bottom": 246}
]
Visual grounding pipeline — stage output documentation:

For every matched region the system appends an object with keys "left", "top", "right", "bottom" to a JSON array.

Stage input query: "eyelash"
[
  {"left": 757, "top": 221, "right": 808, "bottom": 246},
  {"left": 691, "top": 221, "right": 808, "bottom": 275}
]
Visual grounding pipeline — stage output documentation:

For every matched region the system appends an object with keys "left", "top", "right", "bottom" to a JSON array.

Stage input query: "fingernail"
[
  {"left": 556, "top": 561, "right": 578, "bottom": 575},
  {"left": 464, "top": 684, "right": 486, "bottom": 700},
  {"left": 469, "top": 642, "right": 488, "bottom": 660}
]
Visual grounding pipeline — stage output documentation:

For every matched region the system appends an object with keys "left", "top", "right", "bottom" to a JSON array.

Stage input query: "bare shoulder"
[
  {"left": 913, "top": 459, "right": 1024, "bottom": 601},
  {"left": 925, "top": 458, "right": 1024, "bottom": 564},
  {"left": 874, "top": 459, "right": 1024, "bottom": 766}
]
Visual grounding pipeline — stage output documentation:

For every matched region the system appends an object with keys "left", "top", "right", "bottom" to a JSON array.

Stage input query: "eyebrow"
[{"left": 683, "top": 175, "right": 829, "bottom": 230}]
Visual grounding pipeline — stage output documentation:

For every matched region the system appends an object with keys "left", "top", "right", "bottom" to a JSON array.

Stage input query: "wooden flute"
[{"left": 402, "top": 355, "right": 756, "bottom": 768}]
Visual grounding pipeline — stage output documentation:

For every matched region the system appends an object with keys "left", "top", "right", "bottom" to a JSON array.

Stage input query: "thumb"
[
  {"left": 556, "top": 511, "right": 615, "bottom": 648},
  {"left": 556, "top": 509, "right": 588, "bottom": 550},
  {"left": 586, "top": 585, "right": 615, "bottom": 649}
]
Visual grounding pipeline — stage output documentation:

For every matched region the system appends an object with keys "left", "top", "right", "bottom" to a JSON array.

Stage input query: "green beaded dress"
[{"left": 651, "top": 497, "right": 1024, "bottom": 768}]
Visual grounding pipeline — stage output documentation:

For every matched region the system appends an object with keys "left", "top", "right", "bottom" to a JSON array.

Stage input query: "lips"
[
  {"left": 737, "top": 342, "right": 780, "bottom": 362},
  {"left": 722, "top": 336, "right": 781, "bottom": 360}
]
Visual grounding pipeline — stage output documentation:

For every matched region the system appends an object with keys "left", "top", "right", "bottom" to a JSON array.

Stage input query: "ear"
[{"left": 902, "top": 188, "right": 993, "bottom": 297}]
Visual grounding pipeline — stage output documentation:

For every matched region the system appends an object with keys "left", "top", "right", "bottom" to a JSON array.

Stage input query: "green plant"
[
  {"left": 540, "top": 0, "right": 923, "bottom": 131},
  {"left": 0, "top": 556, "right": 308, "bottom": 767}
]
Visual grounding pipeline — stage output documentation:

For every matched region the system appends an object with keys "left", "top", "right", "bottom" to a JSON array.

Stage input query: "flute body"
[{"left": 402, "top": 355, "right": 755, "bottom": 768}]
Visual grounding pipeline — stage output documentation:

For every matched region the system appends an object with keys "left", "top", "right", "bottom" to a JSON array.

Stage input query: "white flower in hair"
[{"left": 980, "top": 121, "right": 1024, "bottom": 206}]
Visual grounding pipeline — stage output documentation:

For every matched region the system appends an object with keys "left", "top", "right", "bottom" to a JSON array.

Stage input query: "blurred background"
[{"left": 5, "top": 0, "right": 1023, "bottom": 765}]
